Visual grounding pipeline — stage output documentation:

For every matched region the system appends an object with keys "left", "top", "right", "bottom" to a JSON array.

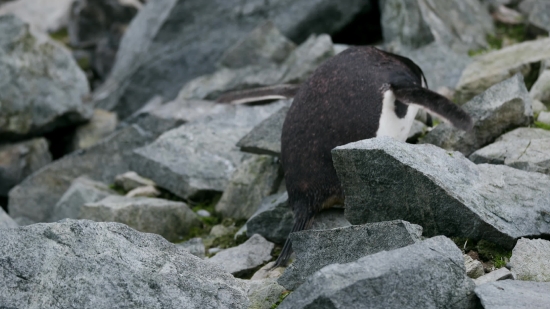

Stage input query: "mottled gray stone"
[
  {"left": 80, "top": 195, "right": 200, "bottom": 242},
  {"left": 332, "top": 137, "right": 550, "bottom": 249},
  {"left": 422, "top": 74, "right": 533, "bottom": 156},
  {"left": 464, "top": 254, "right": 485, "bottom": 279},
  {"left": 0, "top": 219, "right": 249, "bottom": 308},
  {"left": 455, "top": 38, "right": 550, "bottom": 103},
  {"left": 208, "top": 234, "right": 274, "bottom": 277},
  {"left": 525, "top": 0, "right": 550, "bottom": 34},
  {"left": 70, "top": 109, "right": 118, "bottom": 151},
  {"left": 380, "top": 0, "right": 434, "bottom": 49},
  {"left": 278, "top": 220, "right": 423, "bottom": 291},
  {"left": 49, "top": 176, "right": 117, "bottom": 222},
  {"left": 114, "top": 171, "right": 156, "bottom": 192},
  {"left": 177, "top": 237, "right": 205, "bottom": 259},
  {"left": 8, "top": 125, "right": 162, "bottom": 224},
  {"left": 278, "top": 236, "right": 478, "bottom": 309},
  {"left": 243, "top": 278, "right": 286, "bottom": 309},
  {"left": 494, "top": 127, "right": 550, "bottom": 142},
  {"left": 0, "top": 0, "right": 73, "bottom": 33},
  {"left": 510, "top": 238, "right": 550, "bottom": 282},
  {"left": 280, "top": 34, "right": 334, "bottom": 84},
  {"left": 474, "top": 268, "right": 513, "bottom": 285},
  {"left": 0, "top": 138, "right": 52, "bottom": 195},
  {"left": 246, "top": 192, "right": 293, "bottom": 244},
  {"left": 93, "top": 0, "right": 371, "bottom": 118},
  {"left": 538, "top": 111, "right": 550, "bottom": 124},
  {"left": 311, "top": 208, "right": 351, "bottom": 231},
  {"left": 131, "top": 101, "right": 286, "bottom": 199},
  {"left": 215, "top": 155, "right": 281, "bottom": 220},
  {"left": 219, "top": 20, "right": 296, "bottom": 69},
  {"left": 251, "top": 261, "right": 286, "bottom": 281},
  {"left": 0, "top": 15, "right": 91, "bottom": 141},
  {"left": 475, "top": 280, "right": 550, "bottom": 309},
  {"left": 531, "top": 70, "right": 550, "bottom": 107},
  {"left": 237, "top": 105, "right": 289, "bottom": 156},
  {"left": 0, "top": 207, "right": 17, "bottom": 228}
]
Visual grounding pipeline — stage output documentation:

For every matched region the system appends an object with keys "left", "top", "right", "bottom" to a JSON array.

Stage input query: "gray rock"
[
  {"left": 510, "top": 238, "right": 550, "bottom": 282},
  {"left": 0, "top": 15, "right": 91, "bottom": 141},
  {"left": 208, "top": 234, "right": 274, "bottom": 277},
  {"left": 49, "top": 176, "right": 117, "bottom": 222},
  {"left": 310, "top": 208, "right": 352, "bottom": 231},
  {"left": 251, "top": 261, "right": 286, "bottom": 280},
  {"left": 215, "top": 155, "right": 282, "bottom": 220},
  {"left": 70, "top": 109, "right": 118, "bottom": 151},
  {"left": 197, "top": 209, "right": 211, "bottom": 217},
  {"left": 538, "top": 111, "right": 550, "bottom": 124},
  {"left": 469, "top": 138, "right": 550, "bottom": 175},
  {"left": 176, "top": 237, "right": 205, "bottom": 259},
  {"left": 406, "top": 119, "right": 426, "bottom": 143},
  {"left": 332, "top": 136, "right": 550, "bottom": 249},
  {"left": 0, "top": 138, "right": 52, "bottom": 196},
  {"left": 0, "top": 0, "right": 73, "bottom": 33},
  {"left": 422, "top": 74, "right": 533, "bottom": 156},
  {"left": 114, "top": 171, "right": 156, "bottom": 192},
  {"left": 243, "top": 278, "right": 287, "bottom": 309},
  {"left": 80, "top": 195, "right": 200, "bottom": 242},
  {"left": 278, "top": 220, "right": 423, "bottom": 291},
  {"left": 474, "top": 268, "right": 513, "bottom": 285},
  {"left": 530, "top": 71, "right": 550, "bottom": 107},
  {"left": 525, "top": 0, "right": 550, "bottom": 35},
  {"left": 464, "top": 254, "right": 485, "bottom": 279},
  {"left": 455, "top": 38, "right": 550, "bottom": 103},
  {"left": 280, "top": 34, "right": 334, "bottom": 84},
  {"left": 8, "top": 125, "right": 162, "bottom": 224},
  {"left": 237, "top": 105, "right": 289, "bottom": 156},
  {"left": 246, "top": 192, "right": 294, "bottom": 244},
  {"left": 0, "top": 219, "right": 249, "bottom": 308},
  {"left": 219, "top": 20, "right": 296, "bottom": 69},
  {"left": 130, "top": 101, "right": 286, "bottom": 199},
  {"left": 475, "top": 280, "right": 550, "bottom": 308},
  {"left": 278, "top": 236, "right": 478, "bottom": 309},
  {"left": 0, "top": 207, "right": 17, "bottom": 228},
  {"left": 381, "top": 0, "right": 493, "bottom": 53},
  {"left": 125, "top": 185, "right": 160, "bottom": 198},
  {"left": 494, "top": 127, "right": 550, "bottom": 142},
  {"left": 93, "top": 0, "right": 372, "bottom": 118},
  {"left": 533, "top": 99, "right": 548, "bottom": 113}
]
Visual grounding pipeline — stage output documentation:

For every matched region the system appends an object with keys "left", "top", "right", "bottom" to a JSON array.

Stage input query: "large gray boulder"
[
  {"left": 0, "top": 15, "right": 91, "bottom": 141},
  {"left": 455, "top": 38, "right": 550, "bottom": 104},
  {"left": 278, "top": 220, "right": 423, "bottom": 291},
  {"left": 278, "top": 236, "right": 478, "bottom": 309},
  {"left": 246, "top": 192, "right": 293, "bottom": 244},
  {"left": 474, "top": 280, "right": 550, "bottom": 309},
  {"left": 237, "top": 105, "right": 289, "bottom": 156},
  {"left": 380, "top": 0, "right": 493, "bottom": 52},
  {"left": 0, "top": 138, "right": 52, "bottom": 196},
  {"left": 509, "top": 238, "right": 550, "bottom": 282},
  {"left": 332, "top": 137, "right": 550, "bottom": 249},
  {"left": 422, "top": 74, "right": 533, "bottom": 156},
  {"left": 80, "top": 195, "right": 200, "bottom": 242},
  {"left": 8, "top": 124, "right": 164, "bottom": 224},
  {"left": 130, "top": 101, "right": 286, "bottom": 199},
  {"left": 0, "top": 219, "right": 249, "bottom": 308},
  {"left": 93, "top": 0, "right": 372, "bottom": 118}
]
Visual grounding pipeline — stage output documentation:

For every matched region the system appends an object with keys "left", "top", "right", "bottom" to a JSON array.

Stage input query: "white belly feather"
[{"left": 375, "top": 90, "right": 419, "bottom": 142}]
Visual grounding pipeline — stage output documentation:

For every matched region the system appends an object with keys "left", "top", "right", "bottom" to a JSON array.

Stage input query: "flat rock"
[
  {"left": 475, "top": 280, "right": 550, "bottom": 309},
  {"left": 208, "top": 234, "right": 274, "bottom": 277},
  {"left": 80, "top": 195, "right": 200, "bottom": 242},
  {"left": 494, "top": 127, "right": 550, "bottom": 142},
  {"left": 49, "top": 176, "right": 117, "bottom": 222},
  {"left": 0, "top": 219, "right": 248, "bottom": 308},
  {"left": 130, "top": 101, "right": 286, "bottom": 199},
  {"left": 538, "top": 111, "right": 550, "bottom": 124},
  {"left": 8, "top": 125, "right": 163, "bottom": 224},
  {"left": 455, "top": 38, "right": 550, "bottom": 103},
  {"left": 70, "top": 109, "right": 118, "bottom": 151},
  {"left": 0, "top": 207, "right": 17, "bottom": 228},
  {"left": 332, "top": 136, "right": 550, "bottom": 249},
  {"left": 215, "top": 155, "right": 282, "bottom": 220},
  {"left": 251, "top": 261, "right": 286, "bottom": 280},
  {"left": 93, "top": 0, "right": 372, "bottom": 118},
  {"left": 0, "top": 0, "right": 73, "bottom": 33},
  {"left": 0, "top": 15, "right": 91, "bottom": 141},
  {"left": 246, "top": 192, "right": 294, "bottom": 244},
  {"left": 237, "top": 105, "right": 289, "bottom": 156},
  {"left": 510, "top": 238, "right": 550, "bottom": 282},
  {"left": 125, "top": 185, "right": 160, "bottom": 198},
  {"left": 278, "top": 236, "right": 478, "bottom": 309},
  {"left": 474, "top": 267, "right": 513, "bottom": 285},
  {"left": 310, "top": 208, "right": 352, "bottom": 231},
  {"left": 114, "top": 171, "right": 156, "bottom": 192},
  {"left": 422, "top": 74, "right": 533, "bottom": 156},
  {"left": 243, "top": 278, "right": 287, "bottom": 309},
  {"left": 278, "top": 220, "right": 423, "bottom": 291},
  {"left": 0, "top": 138, "right": 52, "bottom": 196},
  {"left": 176, "top": 237, "right": 205, "bottom": 259}
]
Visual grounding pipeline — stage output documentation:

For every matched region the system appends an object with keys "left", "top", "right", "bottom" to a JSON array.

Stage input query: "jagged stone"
[
  {"left": 242, "top": 278, "right": 287, "bottom": 309},
  {"left": 474, "top": 268, "right": 513, "bottom": 285},
  {"left": 237, "top": 105, "right": 289, "bottom": 156},
  {"left": 246, "top": 192, "right": 293, "bottom": 244},
  {"left": 278, "top": 220, "right": 423, "bottom": 291},
  {"left": 251, "top": 262, "right": 286, "bottom": 281},
  {"left": 475, "top": 280, "right": 550, "bottom": 309},
  {"left": 510, "top": 238, "right": 550, "bottom": 282},
  {"left": 332, "top": 136, "right": 550, "bottom": 249},
  {"left": 464, "top": 254, "right": 485, "bottom": 279}
]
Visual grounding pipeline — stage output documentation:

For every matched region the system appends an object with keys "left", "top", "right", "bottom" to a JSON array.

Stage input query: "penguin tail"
[
  {"left": 270, "top": 209, "right": 315, "bottom": 269},
  {"left": 216, "top": 84, "right": 301, "bottom": 104}
]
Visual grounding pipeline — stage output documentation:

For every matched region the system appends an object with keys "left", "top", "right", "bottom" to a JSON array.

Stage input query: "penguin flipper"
[
  {"left": 392, "top": 86, "right": 474, "bottom": 131},
  {"left": 216, "top": 84, "right": 301, "bottom": 104}
]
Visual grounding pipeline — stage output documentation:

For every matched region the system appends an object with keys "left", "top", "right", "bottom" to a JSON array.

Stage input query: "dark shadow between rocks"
[{"left": 331, "top": 0, "right": 382, "bottom": 46}]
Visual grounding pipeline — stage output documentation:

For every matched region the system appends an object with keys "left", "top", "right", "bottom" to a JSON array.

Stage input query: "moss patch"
[
  {"left": 49, "top": 28, "right": 70, "bottom": 46},
  {"left": 534, "top": 121, "right": 550, "bottom": 130},
  {"left": 451, "top": 237, "right": 512, "bottom": 270},
  {"left": 468, "top": 22, "right": 527, "bottom": 57},
  {"left": 271, "top": 291, "right": 291, "bottom": 309}
]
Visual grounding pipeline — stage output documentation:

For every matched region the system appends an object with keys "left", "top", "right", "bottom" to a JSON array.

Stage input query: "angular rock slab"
[
  {"left": 0, "top": 220, "right": 248, "bottom": 308},
  {"left": 131, "top": 101, "right": 286, "bottom": 199},
  {"left": 80, "top": 195, "right": 200, "bottom": 242},
  {"left": 237, "top": 105, "right": 289, "bottom": 156},
  {"left": 422, "top": 74, "right": 533, "bottom": 156},
  {"left": 474, "top": 280, "right": 550, "bottom": 309},
  {"left": 8, "top": 125, "right": 160, "bottom": 224},
  {"left": 246, "top": 192, "right": 294, "bottom": 244},
  {"left": 332, "top": 137, "right": 550, "bottom": 249},
  {"left": 0, "top": 15, "right": 91, "bottom": 141},
  {"left": 278, "top": 236, "right": 478, "bottom": 309},
  {"left": 208, "top": 234, "right": 274, "bottom": 277},
  {"left": 278, "top": 220, "right": 423, "bottom": 291},
  {"left": 510, "top": 238, "right": 550, "bottom": 282},
  {"left": 494, "top": 127, "right": 550, "bottom": 142},
  {"left": 473, "top": 267, "right": 513, "bottom": 286}
]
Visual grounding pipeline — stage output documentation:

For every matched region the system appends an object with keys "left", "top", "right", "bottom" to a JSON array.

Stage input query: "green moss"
[
  {"left": 477, "top": 240, "right": 512, "bottom": 268},
  {"left": 534, "top": 121, "right": 550, "bottom": 130},
  {"left": 49, "top": 28, "right": 70, "bottom": 46},
  {"left": 468, "top": 22, "right": 527, "bottom": 57},
  {"left": 271, "top": 291, "right": 291, "bottom": 309},
  {"left": 108, "top": 184, "right": 127, "bottom": 195},
  {"left": 76, "top": 57, "right": 90, "bottom": 71}
]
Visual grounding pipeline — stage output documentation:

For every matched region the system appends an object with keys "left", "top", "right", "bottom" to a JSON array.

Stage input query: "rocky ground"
[{"left": 0, "top": 0, "right": 550, "bottom": 308}]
